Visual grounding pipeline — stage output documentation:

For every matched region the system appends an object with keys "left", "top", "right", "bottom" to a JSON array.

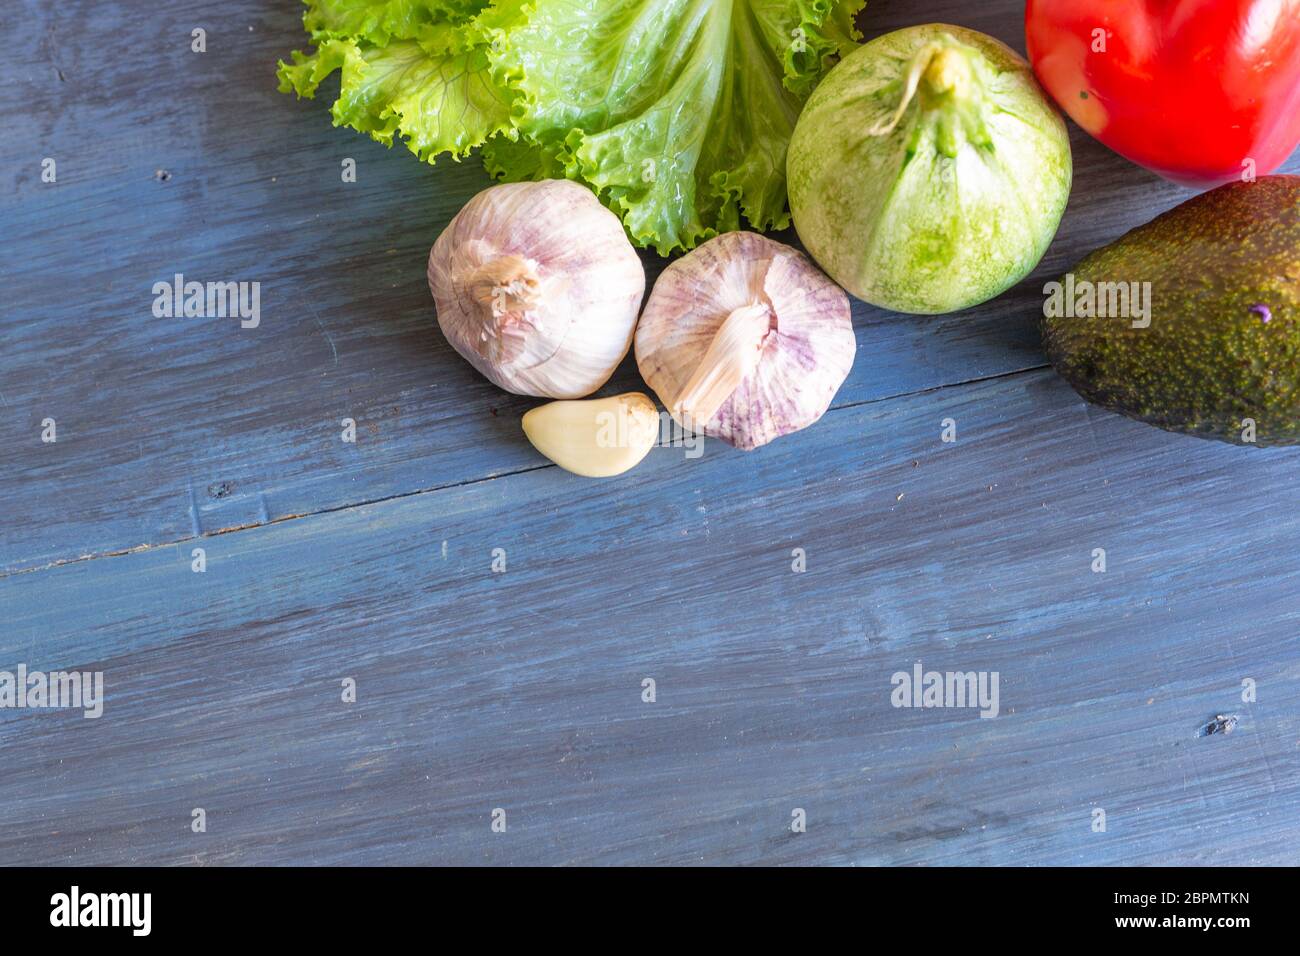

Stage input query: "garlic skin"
[
  {"left": 428, "top": 180, "right": 646, "bottom": 399},
  {"left": 635, "top": 232, "right": 855, "bottom": 450}
]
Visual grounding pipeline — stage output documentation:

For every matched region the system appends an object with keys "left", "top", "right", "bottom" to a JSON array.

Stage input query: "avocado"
[{"left": 1042, "top": 176, "right": 1300, "bottom": 445}]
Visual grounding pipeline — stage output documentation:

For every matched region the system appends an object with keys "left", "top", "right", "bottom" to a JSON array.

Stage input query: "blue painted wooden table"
[{"left": 3, "top": 0, "right": 1298, "bottom": 866}]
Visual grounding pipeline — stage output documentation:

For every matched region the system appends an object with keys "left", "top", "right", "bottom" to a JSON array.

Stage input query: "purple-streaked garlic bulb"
[
  {"left": 428, "top": 180, "right": 646, "bottom": 399},
  {"left": 635, "top": 232, "right": 855, "bottom": 450}
]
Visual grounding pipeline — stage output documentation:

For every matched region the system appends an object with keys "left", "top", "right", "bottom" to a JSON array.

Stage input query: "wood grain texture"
[
  {"left": 2, "top": 0, "right": 1299, "bottom": 866},
  {"left": 5, "top": 0, "right": 1296, "bottom": 574},
  {"left": 4, "top": 370, "right": 1299, "bottom": 865}
]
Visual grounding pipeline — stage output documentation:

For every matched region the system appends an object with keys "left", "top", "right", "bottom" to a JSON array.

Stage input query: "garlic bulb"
[
  {"left": 428, "top": 180, "right": 646, "bottom": 399},
  {"left": 635, "top": 232, "right": 855, "bottom": 450}
]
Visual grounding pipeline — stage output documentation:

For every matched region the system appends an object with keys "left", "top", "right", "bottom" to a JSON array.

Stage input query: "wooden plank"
[
  {"left": 3, "top": 370, "right": 1297, "bottom": 865},
  {"left": 6, "top": 0, "right": 1296, "bottom": 574}
]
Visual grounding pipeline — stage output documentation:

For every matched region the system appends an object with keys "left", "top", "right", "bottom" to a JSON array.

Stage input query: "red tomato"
[{"left": 1025, "top": 0, "right": 1300, "bottom": 186}]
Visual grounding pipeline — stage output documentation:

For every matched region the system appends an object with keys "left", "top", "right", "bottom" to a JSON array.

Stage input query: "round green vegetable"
[{"left": 788, "top": 24, "right": 1072, "bottom": 315}]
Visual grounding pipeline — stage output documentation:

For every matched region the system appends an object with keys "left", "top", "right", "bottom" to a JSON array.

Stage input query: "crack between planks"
[
  {"left": 831, "top": 362, "right": 1048, "bottom": 414},
  {"left": 3, "top": 464, "right": 556, "bottom": 580},
  {"left": 3, "top": 363, "right": 1049, "bottom": 580}
]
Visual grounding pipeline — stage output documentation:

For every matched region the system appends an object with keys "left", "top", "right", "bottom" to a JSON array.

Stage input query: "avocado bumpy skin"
[{"left": 1042, "top": 176, "right": 1300, "bottom": 446}]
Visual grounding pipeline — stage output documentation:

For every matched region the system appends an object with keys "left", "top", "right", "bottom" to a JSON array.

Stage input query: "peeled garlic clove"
[
  {"left": 522, "top": 392, "right": 659, "bottom": 478},
  {"left": 635, "top": 232, "right": 855, "bottom": 450},
  {"left": 428, "top": 180, "right": 646, "bottom": 399}
]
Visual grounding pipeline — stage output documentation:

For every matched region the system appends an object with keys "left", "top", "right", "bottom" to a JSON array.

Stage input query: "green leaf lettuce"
[{"left": 278, "top": 0, "right": 865, "bottom": 254}]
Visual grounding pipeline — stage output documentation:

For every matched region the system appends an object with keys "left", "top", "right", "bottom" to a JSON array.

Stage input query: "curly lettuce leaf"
[
  {"left": 278, "top": 3, "right": 523, "bottom": 162},
  {"left": 497, "top": 0, "right": 863, "bottom": 253},
  {"left": 278, "top": 0, "right": 866, "bottom": 253},
  {"left": 302, "top": 0, "right": 491, "bottom": 44},
  {"left": 279, "top": 37, "right": 516, "bottom": 161}
]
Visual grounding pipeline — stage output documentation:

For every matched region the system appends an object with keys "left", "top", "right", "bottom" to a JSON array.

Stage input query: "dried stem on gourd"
[{"left": 867, "top": 41, "right": 974, "bottom": 137}]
